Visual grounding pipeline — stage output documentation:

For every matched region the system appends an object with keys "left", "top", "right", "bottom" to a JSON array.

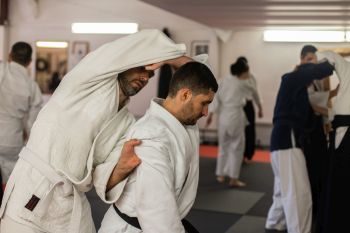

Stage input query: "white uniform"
[
  {"left": 0, "top": 62, "right": 42, "bottom": 183},
  {"left": 317, "top": 51, "right": 350, "bottom": 147},
  {"left": 245, "top": 74, "right": 262, "bottom": 107},
  {"left": 209, "top": 75, "right": 254, "bottom": 179},
  {"left": 0, "top": 29, "right": 186, "bottom": 233},
  {"left": 98, "top": 98, "right": 199, "bottom": 233}
]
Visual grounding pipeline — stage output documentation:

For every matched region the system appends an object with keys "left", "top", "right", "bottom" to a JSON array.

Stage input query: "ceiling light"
[
  {"left": 36, "top": 41, "right": 68, "bottom": 48},
  {"left": 71, "top": 23, "right": 138, "bottom": 34},
  {"left": 264, "top": 30, "right": 345, "bottom": 42}
]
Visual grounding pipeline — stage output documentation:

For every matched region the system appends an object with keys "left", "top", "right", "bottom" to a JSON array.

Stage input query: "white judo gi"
[
  {"left": 317, "top": 51, "right": 350, "bottom": 147},
  {"left": 0, "top": 29, "right": 186, "bottom": 233},
  {"left": 0, "top": 62, "right": 42, "bottom": 183},
  {"left": 245, "top": 74, "right": 262, "bottom": 108},
  {"left": 209, "top": 75, "right": 254, "bottom": 179},
  {"left": 98, "top": 98, "right": 200, "bottom": 233}
]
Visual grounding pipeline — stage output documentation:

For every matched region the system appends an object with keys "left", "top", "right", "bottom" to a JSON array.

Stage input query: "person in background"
[
  {"left": 265, "top": 45, "right": 334, "bottom": 233},
  {"left": 206, "top": 58, "right": 255, "bottom": 187},
  {"left": 0, "top": 42, "right": 43, "bottom": 189},
  {"left": 315, "top": 50, "right": 350, "bottom": 233},
  {"left": 237, "top": 56, "right": 263, "bottom": 164}
]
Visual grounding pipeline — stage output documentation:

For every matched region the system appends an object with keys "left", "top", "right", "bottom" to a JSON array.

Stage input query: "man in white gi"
[
  {"left": 0, "top": 42, "right": 43, "bottom": 186},
  {"left": 206, "top": 59, "right": 256, "bottom": 187},
  {"left": 0, "top": 29, "right": 192, "bottom": 233},
  {"left": 98, "top": 61, "right": 218, "bottom": 233},
  {"left": 315, "top": 50, "right": 350, "bottom": 233}
]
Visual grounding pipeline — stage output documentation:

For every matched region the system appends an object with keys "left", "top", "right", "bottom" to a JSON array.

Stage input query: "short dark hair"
[
  {"left": 237, "top": 56, "right": 248, "bottom": 64},
  {"left": 301, "top": 45, "right": 317, "bottom": 58},
  {"left": 10, "top": 42, "right": 32, "bottom": 65},
  {"left": 231, "top": 59, "right": 249, "bottom": 76},
  {"left": 168, "top": 62, "right": 218, "bottom": 97}
]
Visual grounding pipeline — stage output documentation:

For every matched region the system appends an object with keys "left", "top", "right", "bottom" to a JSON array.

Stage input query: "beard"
[
  {"left": 118, "top": 76, "right": 140, "bottom": 97},
  {"left": 181, "top": 102, "right": 202, "bottom": 125}
]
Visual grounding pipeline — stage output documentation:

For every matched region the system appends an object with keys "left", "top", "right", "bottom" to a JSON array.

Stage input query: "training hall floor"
[{"left": 87, "top": 145, "right": 273, "bottom": 233}]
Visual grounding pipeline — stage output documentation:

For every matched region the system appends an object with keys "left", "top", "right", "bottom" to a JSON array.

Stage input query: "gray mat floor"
[{"left": 87, "top": 156, "right": 274, "bottom": 233}]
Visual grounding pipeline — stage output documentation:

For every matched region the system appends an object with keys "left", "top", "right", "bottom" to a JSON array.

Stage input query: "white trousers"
[
  {"left": 0, "top": 215, "right": 44, "bottom": 233},
  {"left": 266, "top": 148, "right": 312, "bottom": 233},
  {"left": 216, "top": 126, "right": 245, "bottom": 179}
]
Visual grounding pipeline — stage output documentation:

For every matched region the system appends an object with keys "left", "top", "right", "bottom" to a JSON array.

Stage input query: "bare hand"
[{"left": 106, "top": 139, "right": 142, "bottom": 191}]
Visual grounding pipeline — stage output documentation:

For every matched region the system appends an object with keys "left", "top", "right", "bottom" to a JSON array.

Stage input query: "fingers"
[{"left": 145, "top": 63, "right": 163, "bottom": 71}]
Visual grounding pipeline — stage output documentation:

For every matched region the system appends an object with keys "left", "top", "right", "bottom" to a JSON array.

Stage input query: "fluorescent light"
[
  {"left": 264, "top": 30, "right": 345, "bottom": 42},
  {"left": 346, "top": 32, "right": 350, "bottom": 42},
  {"left": 36, "top": 41, "right": 68, "bottom": 48},
  {"left": 71, "top": 23, "right": 138, "bottom": 34}
]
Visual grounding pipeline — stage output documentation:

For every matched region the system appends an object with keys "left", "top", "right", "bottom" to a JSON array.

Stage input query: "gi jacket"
[{"left": 107, "top": 98, "right": 200, "bottom": 233}]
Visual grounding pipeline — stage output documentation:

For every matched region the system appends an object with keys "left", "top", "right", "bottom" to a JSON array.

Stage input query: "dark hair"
[
  {"left": 10, "top": 42, "right": 32, "bottom": 66},
  {"left": 230, "top": 59, "right": 249, "bottom": 76},
  {"left": 301, "top": 45, "right": 317, "bottom": 58},
  {"left": 168, "top": 62, "right": 218, "bottom": 97},
  {"left": 237, "top": 56, "right": 248, "bottom": 64}
]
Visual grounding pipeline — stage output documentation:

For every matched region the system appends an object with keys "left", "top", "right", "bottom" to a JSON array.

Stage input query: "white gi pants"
[
  {"left": 216, "top": 125, "right": 245, "bottom": 179},
  {"left": 266, "top": 148, "right": 312, "bottom": 233}
]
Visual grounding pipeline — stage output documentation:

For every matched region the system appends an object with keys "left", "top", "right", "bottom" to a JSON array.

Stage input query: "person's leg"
[
  {"left": 228, "top": 131, "right": 246, "bottom": 187},
  {"left": 280, "top": 148, "right": 312, "bottom": 233},
  {"left": 216, "top": 129, "right": 230, "bottom": 181},
  {"left": 243, "top": 101, "right": 256, "bottom": 161},
  {"left": 266, "top": 151, "right": 287, "bottom": 231}
]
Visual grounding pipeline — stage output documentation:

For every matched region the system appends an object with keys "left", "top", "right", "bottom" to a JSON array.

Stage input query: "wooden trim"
[{"left": 0, "top": 0, "right": 9, "bottom": 25}]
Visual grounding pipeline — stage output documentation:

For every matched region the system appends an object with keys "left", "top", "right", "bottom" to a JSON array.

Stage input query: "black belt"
[
  {"left": 332, "top": 115, "right": 350, "bottom": 129},
  {"left": 113, "top": 204, "right": 199, "bottom": 233}
]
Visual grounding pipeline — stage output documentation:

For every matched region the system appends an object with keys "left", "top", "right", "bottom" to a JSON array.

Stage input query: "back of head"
[
  {"left": 300, "top": 45, "right": 317, "bottom": 58},
  {"left": 10, "top": 42, "right": 32, "bottom": 66},
  {"left": 168, "top": 62, "right": 218, "bottom": 97},
  {"left": 237, "top": 56, "right": 248, "bottom": 64},
  {"left": 231, "top": 59, "right": 249, "bottom": 76}
]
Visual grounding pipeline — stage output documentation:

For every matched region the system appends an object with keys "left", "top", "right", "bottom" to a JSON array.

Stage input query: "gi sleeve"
[
  {"left": 134, "top": 138, "right": 185, "bottom": 233},
  {"left": 249, "top": 74, "right": 262, "bottom": 107},
  {"left": 317, "top": 50, "right": 350, "bottom": 81},
  {"left": 26, "top": 82, "right": 43, "bottom": 134},
  {"left": 93, "top": 138, "right": 129, "bottom": 204},
  {"left": 208, "top": 80, "right": 222, "bottom": 113}
]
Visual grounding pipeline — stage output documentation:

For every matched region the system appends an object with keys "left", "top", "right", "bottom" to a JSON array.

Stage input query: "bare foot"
[
  {"left": 216, "top": 176, "right": 225, "bottom": 183},
  {"left": 228, "top": 179, "right": 246, "bottom": 187}
]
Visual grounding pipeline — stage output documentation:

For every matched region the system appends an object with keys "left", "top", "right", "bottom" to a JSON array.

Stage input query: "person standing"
[
  {"left": 206, "top": 59, "right": 255, "bottom": 187},
  {"left": 315, "top": 50, "right": 350, "bottom": 233},
  {"left": 0, "top": 42, "right": 43, "bottom": 187},
  {"left": 265, "top": 47, "right": 334, "bottom": 233}
]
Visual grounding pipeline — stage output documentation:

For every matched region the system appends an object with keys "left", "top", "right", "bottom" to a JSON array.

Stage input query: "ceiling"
[{"left": 140, "top": 0, "right": 350, "bottom": 29}]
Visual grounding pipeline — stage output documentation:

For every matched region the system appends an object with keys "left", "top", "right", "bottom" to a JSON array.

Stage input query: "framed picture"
[
  {"left": 69, "top": 41, "right": 90, "bottom": 70},
  {"left": 72, "top": 41, "right": 90, "bottom": 58},
  {"left": 191, "top": 40, "right": 210, "bottom": 56}
]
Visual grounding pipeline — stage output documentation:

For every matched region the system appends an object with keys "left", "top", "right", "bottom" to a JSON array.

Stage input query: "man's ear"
[{"left": 178, "top": 88, "right": 192, "bottom": 102}]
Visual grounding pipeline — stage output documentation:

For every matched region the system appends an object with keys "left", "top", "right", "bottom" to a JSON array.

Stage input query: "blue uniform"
[{"left": 266, "top": 61, "right": 334, "bottom": 233}]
